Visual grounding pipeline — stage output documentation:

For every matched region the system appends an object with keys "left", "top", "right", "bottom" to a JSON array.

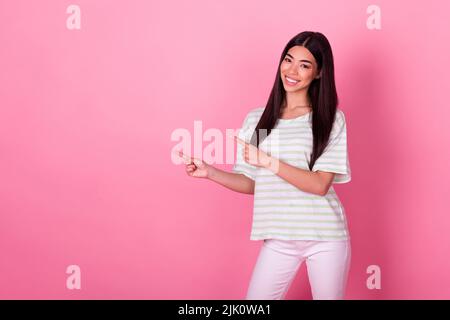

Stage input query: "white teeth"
[{"left": 286, "top": 76, "right": 299, "bottom": 83}]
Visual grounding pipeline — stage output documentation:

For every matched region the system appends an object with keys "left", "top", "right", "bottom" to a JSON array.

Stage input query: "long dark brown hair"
[{"left": 250, "top": 31, "right": 338, "bottom": 171}]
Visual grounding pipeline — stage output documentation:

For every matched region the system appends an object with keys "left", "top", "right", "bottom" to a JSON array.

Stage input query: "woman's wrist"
[
  {"left": 206, "top": 164, "right": 216, "bottom": 179},
  {"left": 265, "top": 155, "right": 280, "bottom": 173}
]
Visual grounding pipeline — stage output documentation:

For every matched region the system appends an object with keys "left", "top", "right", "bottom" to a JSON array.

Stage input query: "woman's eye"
[{"left": 284, "top": 58, "right": 310, "bottom": 69}]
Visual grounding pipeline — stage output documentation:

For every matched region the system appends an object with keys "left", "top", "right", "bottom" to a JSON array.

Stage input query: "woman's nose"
[{"left": 288, "top": 62, "right": 298, "bottom": 74}]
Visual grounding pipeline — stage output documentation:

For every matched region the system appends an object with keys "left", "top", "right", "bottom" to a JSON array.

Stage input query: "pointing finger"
[
  {"left": 174, "top": 149, "right": 193, "bottom": 164},
  {"left": 233, "top": 135, "right": 248, "bottom": 147}
]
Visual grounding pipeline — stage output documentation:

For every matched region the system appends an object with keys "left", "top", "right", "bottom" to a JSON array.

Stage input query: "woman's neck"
[
  {"left": 281, "top": 100, "right": 312, "bottom": 112},
  {"left": 283, "top": 92, "right": 311, "bottom": 111}
]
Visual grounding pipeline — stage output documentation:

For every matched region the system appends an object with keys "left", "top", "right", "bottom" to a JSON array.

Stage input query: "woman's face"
[{"left": 280, "top": 45, "right": 321, "bottom": 93}]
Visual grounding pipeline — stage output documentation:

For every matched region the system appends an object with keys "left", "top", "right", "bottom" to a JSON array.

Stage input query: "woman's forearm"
[
  {"left": 207, "top": 166, "right": 255, "bottom": 194},
  {"left": 266, "top": 157, "right": 324, "bottom": 196}
]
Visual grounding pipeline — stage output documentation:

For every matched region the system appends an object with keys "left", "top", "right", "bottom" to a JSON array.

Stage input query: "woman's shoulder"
[
  {"left": 248, "top": 106, "right": 265, "bottom": 117},
  {"left": 243, "top": 106, "right": 265, "bottom": 123},
  {"left": 335, "top": 108, "right": 347, "bottom": 125}
]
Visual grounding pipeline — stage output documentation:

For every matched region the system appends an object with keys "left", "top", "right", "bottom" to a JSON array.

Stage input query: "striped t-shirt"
[{"left": 232, "top": 107, "right": 351, "bottom": 241}]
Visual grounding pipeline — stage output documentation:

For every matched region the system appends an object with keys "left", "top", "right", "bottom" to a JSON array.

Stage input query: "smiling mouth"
[{"left": 285, "top": 75, "right": 300, "bottom": 84}]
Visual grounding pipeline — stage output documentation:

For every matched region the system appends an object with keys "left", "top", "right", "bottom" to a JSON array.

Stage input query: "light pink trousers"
[{"left": 245, "top": 239, "right": 351, "bottom": 300}]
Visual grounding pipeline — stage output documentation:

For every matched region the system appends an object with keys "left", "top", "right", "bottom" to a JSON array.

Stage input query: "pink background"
[{"left": 1, "top": 0, "right": 449, "bottom": 299}]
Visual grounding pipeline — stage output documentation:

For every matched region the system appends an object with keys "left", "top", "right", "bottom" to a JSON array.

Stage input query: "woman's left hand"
[{"left": 233, "top": 135, "right": 273, "bottom": 169}]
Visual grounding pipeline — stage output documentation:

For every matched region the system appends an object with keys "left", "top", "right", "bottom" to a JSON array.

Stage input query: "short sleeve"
[
  {"left": 232, "top": 111, "right": 258, "bottom": 181},
  {"left": 312, "top": 110, "right": 351, "bottom": 184}
]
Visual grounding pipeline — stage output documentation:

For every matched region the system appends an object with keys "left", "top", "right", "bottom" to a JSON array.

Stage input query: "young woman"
[{"left": 178, "top": 31, "right": 351, "bottom": 300}]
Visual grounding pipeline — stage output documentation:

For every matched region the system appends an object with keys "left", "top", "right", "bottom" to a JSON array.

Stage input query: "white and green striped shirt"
[{"left": 232, "top": 107, "right": 351, "bottom": 241}]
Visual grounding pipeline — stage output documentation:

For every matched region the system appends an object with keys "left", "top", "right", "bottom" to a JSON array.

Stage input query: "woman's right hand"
[
  {"left": 175, "top": 149, "right": 253, "bottom": 194},
  {"left": 177, "top": 150, "right": 212, "bottom": 178}
]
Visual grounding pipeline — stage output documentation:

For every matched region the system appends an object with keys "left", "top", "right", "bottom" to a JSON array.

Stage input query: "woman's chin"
[{"left": 284, "top": 85, "right": 301, "bottom": 92}]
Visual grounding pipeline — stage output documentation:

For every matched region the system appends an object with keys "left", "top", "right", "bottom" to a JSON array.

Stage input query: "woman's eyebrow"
[{"left": 286, "top": 53, "right": 312, "bottom": 64}]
